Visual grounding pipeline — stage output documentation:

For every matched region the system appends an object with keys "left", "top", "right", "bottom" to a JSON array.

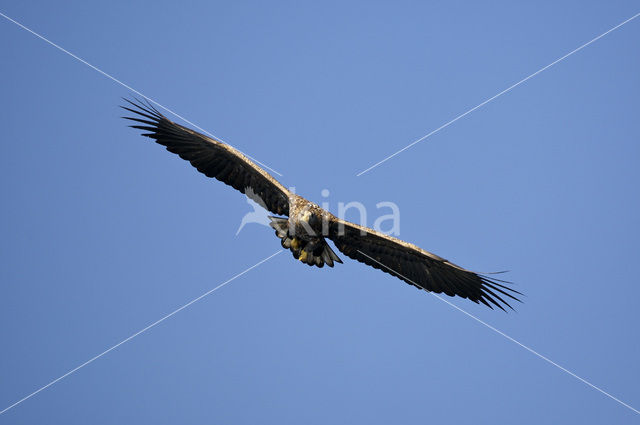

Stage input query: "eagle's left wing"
[
  {"left": 122, "top": 99, "right": 290, "bottom": 216},
  {"left": 327, "top": 218, "right": 521, "bottom": 310}
]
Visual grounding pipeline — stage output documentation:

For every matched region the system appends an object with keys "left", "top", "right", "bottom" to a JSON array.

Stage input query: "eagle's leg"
[{"left": 268, "top": 216, "right": 342, "bottom": 268}]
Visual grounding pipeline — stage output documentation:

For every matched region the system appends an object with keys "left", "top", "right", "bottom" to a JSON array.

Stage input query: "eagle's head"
[
  {"left": 300, "top": 209, "right": 323, "bottom": 233},
  {"left": 308, "top": 212, "right": 322, "bottom": 230}
]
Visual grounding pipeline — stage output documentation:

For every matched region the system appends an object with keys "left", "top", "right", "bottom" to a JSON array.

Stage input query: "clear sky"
[{"left": 1, "top": 1, "right": 639, "bottom": 423}]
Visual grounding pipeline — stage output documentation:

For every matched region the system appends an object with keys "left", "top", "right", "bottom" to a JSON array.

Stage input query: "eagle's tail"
[{"left": 269, "top": 217, "right": 342, "bottom": 268}]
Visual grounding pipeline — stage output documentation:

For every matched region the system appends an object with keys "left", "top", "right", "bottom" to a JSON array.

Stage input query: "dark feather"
[
  {"left": 328, "top": 219, "right": 521, "bottom": 311},
  {"left": 122, "top": 98, "right": 290, "bottom": 216}
]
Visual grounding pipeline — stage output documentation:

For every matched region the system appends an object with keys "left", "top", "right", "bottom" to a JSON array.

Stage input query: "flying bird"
[
  {"left": 122, "top": 99, "right": 521, "bottom": 310},
  {"left": 235, "top": 187, "right": 272, "bottom": 236}
]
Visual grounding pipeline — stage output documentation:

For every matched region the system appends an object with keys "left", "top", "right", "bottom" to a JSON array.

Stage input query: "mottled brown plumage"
[{"left": 123, "top": 98, "right": 521, "bottom": 310}]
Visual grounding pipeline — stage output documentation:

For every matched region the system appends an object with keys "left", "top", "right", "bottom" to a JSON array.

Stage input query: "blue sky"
[{"left": 1, "top": 1, "right": 639, "bottom": 423}]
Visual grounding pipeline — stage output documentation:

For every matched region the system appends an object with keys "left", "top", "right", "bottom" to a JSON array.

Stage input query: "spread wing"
[
  {"left": 122, "top": 99, "right": 290, "bottom": 216},
  {"left": 328, "top": 218, "right": 521, "bottom": 310}
]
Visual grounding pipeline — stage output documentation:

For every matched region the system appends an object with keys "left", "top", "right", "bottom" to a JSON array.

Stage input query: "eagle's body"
[
  {"left": 272, "top": 195, "right": 342, "bottom": 268},
  {"left": 123, "top": 99, "right": 521, "bottom": 310}
]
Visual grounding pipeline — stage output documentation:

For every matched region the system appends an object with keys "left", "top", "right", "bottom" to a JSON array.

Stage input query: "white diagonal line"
[
  {"left": 355, "top": 249, "right": 640, "bottom": 415},
  {"left": 0, "top": 11, "right": 284, "bottom": 177},
  {"left": 0, "top": 250, "right": 283, "bottom": 416},
  {"left": 356, "top": 11, "right": 640, "bottom": 176}
]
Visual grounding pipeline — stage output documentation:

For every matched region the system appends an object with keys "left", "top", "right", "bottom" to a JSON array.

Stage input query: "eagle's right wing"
[
  {"left": 327, "top": 218, "right": 521, "bottom": 310},
  {"left": 122, "top": 99, "right": 290, "bottom": 216}
]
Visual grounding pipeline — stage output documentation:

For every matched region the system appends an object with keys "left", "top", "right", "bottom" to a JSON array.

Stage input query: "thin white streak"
[
  {"left": 0, "top": 250, "right": 283, "bottom": 415},
  {"left": 356, "top": 12, "right": 640, "bottom": 176},
  {"left": 0, "top": 11, "right": 284, "bottom": 177},
  {"left": 355, "top": 249, "right": 640, "bottom": 415}
]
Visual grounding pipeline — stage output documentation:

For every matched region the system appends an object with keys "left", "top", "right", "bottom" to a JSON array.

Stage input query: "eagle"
[{"left": 122, "top": 99, "right": 521, "bottom": 311}]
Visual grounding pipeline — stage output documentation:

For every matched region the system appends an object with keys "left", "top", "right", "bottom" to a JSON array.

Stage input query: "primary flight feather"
[{"left": 122, "top": 98, "right": 521, "bottom": 310}]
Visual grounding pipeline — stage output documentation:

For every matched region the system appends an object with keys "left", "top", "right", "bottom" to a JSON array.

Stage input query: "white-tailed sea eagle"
[{"left": 122, "top": 99, "right": 521, "bottom": 310}]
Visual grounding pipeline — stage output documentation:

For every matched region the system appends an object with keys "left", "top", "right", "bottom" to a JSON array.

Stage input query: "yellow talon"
[
  {"left": 299, "top": 251, "right": 308, "bottom": 262},
  {"left": 291, "top": 238, "right": 300, "bottom": 250}
]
